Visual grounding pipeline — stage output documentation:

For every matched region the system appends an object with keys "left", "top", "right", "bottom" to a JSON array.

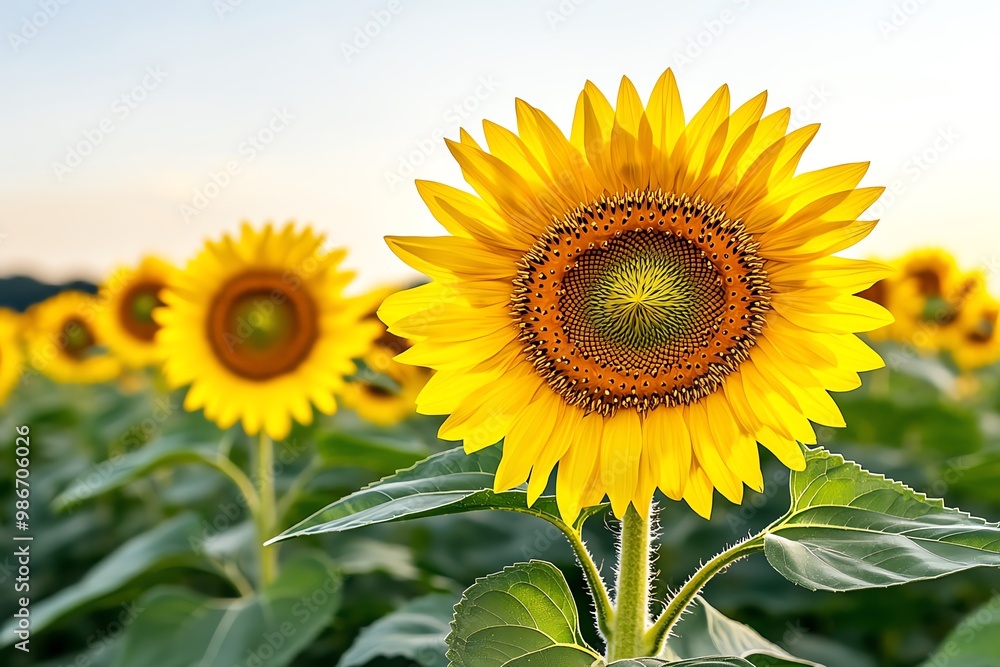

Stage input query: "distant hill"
[{"left": 0, "top": 276, "right": 98, "bottom": 312}]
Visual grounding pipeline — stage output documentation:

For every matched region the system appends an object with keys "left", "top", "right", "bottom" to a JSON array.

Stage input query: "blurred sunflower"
[
  {"left": 381, "top": 68, "right": 892, "bottom": 521},
  {"left": 948, "top": 291, "right": 1000, "bottom": 371},
  {"left": 156, "top": 223, "right": 379, "bottom": 440},
  {"left": 0, "top": 309, "right": 25, "bottom": 404},
  {"left": 862, "top": 249, "right": 981, "bottom": 350},
  {"left": 338, "top": 285, "right": 432, "bottom": 426},
  {"left": 25, "top": 291, "right": 122, "bottom": 384},
  {"left": 96, "top": 256, "right": 175, "bottom": 368}
]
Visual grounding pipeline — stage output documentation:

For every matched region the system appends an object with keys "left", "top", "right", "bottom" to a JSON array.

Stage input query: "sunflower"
[
  {"left": 24, "top": 291, "right": 122, "bottom": 384},
  {"left": 338, "top": 285, "right": 432, "bottom": 426},
  {"left": 156, "top": 223, "right": 379, "bottom": 440},
  {"left": 948, "top": 291, "right": 1000, "bottom": 371},
  {"left": 95, "top": 256, "right": 175, "bottom": 368},
  {"left": 0, "top": 309, "right": 25, "bottom": 404},
  {"left": 380, "top": 69, "right": 892, "bottom": 521}
]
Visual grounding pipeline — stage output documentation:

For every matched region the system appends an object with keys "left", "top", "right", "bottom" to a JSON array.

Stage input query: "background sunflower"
[
  {"left": 23, "top": 291, "right": 122, "bottom": 384},
  {"left": 338, "top": 285, "right": 432, "bottom": 427},
  {"left": 0, "top": 308, "right": 25, "bottom": 404},
  {"left": 95, "top": 256, "right": 175, "bottom": 368},
  {"left": 155, "top": 222, "right": 379, "bottom": 440}
]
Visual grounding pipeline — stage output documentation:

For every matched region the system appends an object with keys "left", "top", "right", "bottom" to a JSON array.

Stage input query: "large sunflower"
[
  {"left": 0, "top": 309, "right": 25, "bottom": 404},
  {"left": 339, "top": 285, "right": 432, "bottom": 426},
  {"left": 96, "top": 256, "right": 175, "bottom": 368},
  {"left": 156, "top": 223, "right": 379, "bottom": 440},
  {"left": 25, "top": 291, "right": 122, "bottom": 384},
  {"left": 380, "top": 69, "right": 892, "bottom": 521}
]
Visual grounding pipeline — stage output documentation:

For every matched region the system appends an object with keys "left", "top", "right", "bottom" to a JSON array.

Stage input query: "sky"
[{"left": 1, "top": 0, "right": 998, "bottom": 290}]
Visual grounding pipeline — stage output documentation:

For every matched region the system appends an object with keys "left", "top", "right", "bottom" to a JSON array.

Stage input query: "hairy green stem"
[
  {"left": 257, "top": 433, "right": 278, "bottom": 587},
  {"left": 607, "top": 505, "right": 652, "bottom": 661},
  {"left": 647, "top": 534, "right": 765, "bottom": 653},
  {"left": 562, "top": 522, "right": 615, "bottom": 639}
]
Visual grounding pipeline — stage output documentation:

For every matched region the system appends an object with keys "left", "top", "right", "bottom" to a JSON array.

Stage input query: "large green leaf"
[
  {"left": 54, "top": 435, "right": 225, "bottom": 509},
  {"left": 446, "top": 560, "right": 600, "bottom": 667},
  {"left": 919, "top": 599, "right": 1000, "bottom": 667},
  {"left": 111, "top": 551, "right": 341, "bottom": 667},
  {"left": 339, "top": 593, "right": 454, "bottom": 667},
  {"left": 764, "top": 447, "right": 1000, "bottom": 591},
  {"left": 0, "top": 513, "right": 210, "bottom": 646},
  {"left": 661, "top": 598, "right": 819, "bottom": 666},
  {"left": 270, "top": 447, "right": 604, "bottom": 543}
]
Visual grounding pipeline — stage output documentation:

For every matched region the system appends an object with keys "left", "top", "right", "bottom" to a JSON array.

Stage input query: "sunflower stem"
[
  {"left": 646, "top": 534, "right": 765, "bottom": 654},
  {"left": 563, "top": 524, "right": 615, "bottom": 639},
  {"left": 256, "top": 433, "right": 279, "bottom": 588},
  {"left": 607, "top": 505, "right": 653, "bottom": 661}
]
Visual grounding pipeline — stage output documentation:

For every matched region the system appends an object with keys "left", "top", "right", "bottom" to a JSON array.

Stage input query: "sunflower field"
[{"left": 4, "top": 47, "right": 1000, "bottom": 667}]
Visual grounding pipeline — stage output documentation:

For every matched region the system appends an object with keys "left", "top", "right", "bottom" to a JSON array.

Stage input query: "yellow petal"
[{"left": 600, "top": 409, "right": 642, "bottom": 517}]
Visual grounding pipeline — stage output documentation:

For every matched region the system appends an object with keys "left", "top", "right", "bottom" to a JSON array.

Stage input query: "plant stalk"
[
  {"left": 257, "top": 433, "right": 278, "bottom": 587},
  {"left": 646, "top": 534, "right": 765, "bottom": 653},
  {"left": 607, "top": 505, "right": 652, "bottom": 661}
]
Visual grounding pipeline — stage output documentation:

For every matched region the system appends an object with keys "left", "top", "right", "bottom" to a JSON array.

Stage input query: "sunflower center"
[
  {"left": 120, "top": 282, "right": 165, "bottom": 341},
  {"left": 207, "top": 271, "right": 319, "bottom": 381},
  {"left": 561, "top": 230, "right": 726, "bottom": 370},
  {"left": 512, "top": 190, "right": 770, "bottom": 415},
  {"left": 62, "top": 318, "right": 96, "bottom": 359}
]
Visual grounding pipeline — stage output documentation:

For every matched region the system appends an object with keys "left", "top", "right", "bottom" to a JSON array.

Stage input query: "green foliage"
[
  {"left": 111, "top": 551, "right": 341, "bottom": 667},
  {"left": 661, "top": 598, "right": 818, "bottom": 666},
  {"left": 0, "top": 513, "right": 212, "bottom": 645},
  {"left": 765, "top": 447, "right": 1000, "bottom": 592},
  {"left": 446, "top": 561, "right": 600, "bottom": 667},
  {"left": 271, "top": 446, "right": 604, "bottom": 543},
  {"left": 338, "top": 593, "right": 454, "bottom": 667}
]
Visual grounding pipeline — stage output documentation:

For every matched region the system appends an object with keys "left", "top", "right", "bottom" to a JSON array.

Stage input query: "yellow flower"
[
  {"left": 24, "top": 291, "right": 122, "bottom": 384},
  {"left": 156, "top": 223, "right": 379, "bottom": 440},
  {"left": 948, "top": 291, "right": 1000, "bottom": 371},
  {"left": 380, "top": 69, "right": 892, "bottom": 521},
  {"left": 863, "top": 249, "right": 981, "bottom": 351},
  {"left": 338, "top": 285, "right": 432, "bottom": 426},
  {"left": 0, "top": 309, "right": 25, "bottom": 404},
  {"left": 95, "top": 256, "right": 175, "bottom": 368}
]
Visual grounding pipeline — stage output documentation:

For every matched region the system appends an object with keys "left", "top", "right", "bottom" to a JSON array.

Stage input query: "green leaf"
[
  {"left": 112, "top": 551, "right": 341, "bottom": 667},
  {"left": 919, "top": 598, "right": 1000, "bottom": 667},
  {"left": 608, "top": 659, "right": 754, "bottom": 666},
  {"left": 316, "top": 418, "right": 434, "bottom": 475},
  {"left": 765, "top": 447, "right": 1000, "bottom": 592},
  {"left": 0, "top": 513, "right": 210, "bottom": 646},
  {"left": 661, "top": 598, "right": 819, "bottom": 666},
  {"left": 339, "top": 593, "right": 453, "bottom": 667},
  {"left": 446, "top": 560, "right": 599, "bottom": 667},
  {"left": 54, "top": 434, "right": 225, "bottom": 509},
  {"left": 270, "top": 447, "right": 605, "bottom": 544}
]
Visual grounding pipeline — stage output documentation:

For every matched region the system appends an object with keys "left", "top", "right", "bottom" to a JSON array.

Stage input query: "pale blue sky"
[{"left": 1, "top": 0, "right": 998, "bottom": 288}]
